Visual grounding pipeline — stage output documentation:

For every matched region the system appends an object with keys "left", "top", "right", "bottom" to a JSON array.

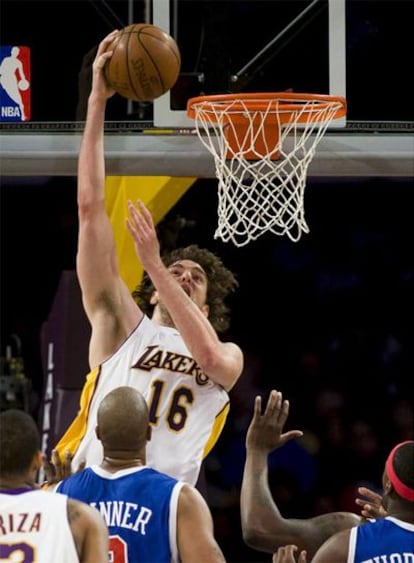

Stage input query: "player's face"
[{"left": 168, "top": 259, "right": 208, "bottom": 307}]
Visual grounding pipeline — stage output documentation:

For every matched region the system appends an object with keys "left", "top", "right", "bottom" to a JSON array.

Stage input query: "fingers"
[
  {"left": 63, "top": 450, "right": 73, "bottom": 477},
  {"left": 51, "top": 449, "right": 62, "bottom": 472},
  {"left": 42, "top": 453, "right": 56, "bottom": 481},
  {"left": 93, "top": 29, "right": 119, "bottom": 72},
  {"left": 127, "top": 200, "right": 154, "bottom": 236},
  {"left": 136, "top": 200, "right": 155, "bottom": 227},
  {"left": 355, "top": 486, "right": 385, "bottom": 519},
  {"left": 97, "top": 29, "right": 119, "bottom": 56},
  {"left": 273, "top": 545, "right": 307, "bottom": 563},
  {"left": 278, "top": 398, "right": 290, "bottom": 427},
  {"left": 357, "top": 486, "right": 382, "bottom": 502},
  {"left": 49, "top": 449, "right": 73, "bottom": 479},
  {"left": 264, "top": 390, "right": 291, "bottom": 428},
  {"left": 264, "top": 389, "right": 281, "bottom": 417},
  {"left": 253, "top": 395, "right": 262, "bottom": 419}
]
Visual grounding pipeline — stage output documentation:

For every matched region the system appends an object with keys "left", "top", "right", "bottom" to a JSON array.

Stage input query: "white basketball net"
[{"left": 190, "top": 95, "right": 345, "bottom": 246}]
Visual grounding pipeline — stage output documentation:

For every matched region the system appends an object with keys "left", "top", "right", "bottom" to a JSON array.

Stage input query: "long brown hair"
[{"left": 132, "top": 244, "right": 238, "bottom": 333}]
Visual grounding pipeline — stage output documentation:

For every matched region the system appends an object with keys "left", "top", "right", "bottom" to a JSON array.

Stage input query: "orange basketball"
[{"left": 104, "top": 23, "right": 181, "bottom": 102}]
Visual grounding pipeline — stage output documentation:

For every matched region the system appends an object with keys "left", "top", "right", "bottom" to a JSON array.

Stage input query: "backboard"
[
  {"left": 153, "top": 0, "right": 413, "bottom": 129},
  {"left": 153, "top": 0, "right": 346, "bottom": 128},
  {"left": 0, "top": 0, "right": 412, "bottom": 177}
]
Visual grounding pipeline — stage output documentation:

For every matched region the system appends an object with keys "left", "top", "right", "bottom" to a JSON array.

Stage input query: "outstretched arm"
[
  {"left": 76, "top": 30, "right": 143, "bottom": 368},
  {"left": 241, "top": 390, "right": 304, "bottom": 552},
  {"left": 177, "top": 484, "right": 226, "bottom": 563},
  {"left": 240, "top": 390, "right": 360, "bottom": 559},
  {"left": 126, "top": 199, "right": 243, "bottom": 390}
]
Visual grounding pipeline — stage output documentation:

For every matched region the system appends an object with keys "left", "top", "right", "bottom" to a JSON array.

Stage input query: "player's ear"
[
  {"left": 201, "top": 304, "right": 209, "bottom": 318},
  {"left": 150, "top": 290, "right": 159, "bottom": 306},
  {"left": 383, "top": 473, "right": 392, "bottom": 495}
]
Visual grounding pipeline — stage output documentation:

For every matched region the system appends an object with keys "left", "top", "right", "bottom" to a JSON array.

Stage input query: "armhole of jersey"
[
  {"left": 347, "top": 526, "right": 358, "bottom": 563},
  {"left": 169, "top": 481, "right": 185, "bottom": 563}
]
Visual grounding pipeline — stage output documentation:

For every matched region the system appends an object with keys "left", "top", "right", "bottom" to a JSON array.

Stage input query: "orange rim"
[{"left": 187, "top": 92, "right": 347, "bottom": 124}]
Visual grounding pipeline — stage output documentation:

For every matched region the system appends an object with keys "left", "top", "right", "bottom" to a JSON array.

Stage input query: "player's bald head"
[{"left": 97, "top": 386, "right": 149, "bottom": 453}]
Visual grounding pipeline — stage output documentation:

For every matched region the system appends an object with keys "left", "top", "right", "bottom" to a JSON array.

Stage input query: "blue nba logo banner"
[{"left": 0, "top": 45, "right": 31, "bottom": 122}]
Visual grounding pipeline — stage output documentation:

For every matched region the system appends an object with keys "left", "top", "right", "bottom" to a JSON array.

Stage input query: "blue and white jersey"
[
  {"left": 56, "top": 465, "right": 184, "bottom": 563},
  {"left": 348, "top": 516, "right": 414, "bottom": 563}
]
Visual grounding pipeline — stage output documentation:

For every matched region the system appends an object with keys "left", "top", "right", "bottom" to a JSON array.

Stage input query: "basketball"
[
  {"left": 18, "top": 79, "right": 29, "bottom": 91},
  {"left": 104, "top": 23, "right": 181, "bottom": 102}
]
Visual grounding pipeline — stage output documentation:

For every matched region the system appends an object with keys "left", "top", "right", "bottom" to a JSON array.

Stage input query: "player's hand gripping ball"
[{"left": 104, "top": 23, "right": 181, "bottom": 102}]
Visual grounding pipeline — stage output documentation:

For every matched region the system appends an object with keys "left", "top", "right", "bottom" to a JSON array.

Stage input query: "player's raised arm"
[
  {"left": 241, "top": 390, "right": 360, "bottom": 559},
  {"left": 127, "top": 199, "right": 243, "bottom": 390},
  {"left": 76, "top": 30, "right": 143, "bottom": 368}
]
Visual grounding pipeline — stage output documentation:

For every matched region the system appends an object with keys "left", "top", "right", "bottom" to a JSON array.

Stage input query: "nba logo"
[{"left": 0, "top": 45, "right": 31, "bottom": 122}]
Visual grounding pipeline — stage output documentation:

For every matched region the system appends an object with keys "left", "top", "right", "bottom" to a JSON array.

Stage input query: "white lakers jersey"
[
  {"left": 56, "top": 315, "right": 230, "bottom": 485},
  {"left": 0, "top": 488, "right": 79, "bottom": 562}
]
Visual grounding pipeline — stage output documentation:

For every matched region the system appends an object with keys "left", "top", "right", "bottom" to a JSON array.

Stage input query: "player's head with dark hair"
[
  {"left": 384, "top": 440, "right": 414, "bottom": 508},
  {"left": 96, "top": 386, "right": 150, "bottom": 457},
  {"left": 0, "top": 409, "right": 41, "bottom": 478},
  {"left": 133, "top": 244, "right": 238, "bottom": 333}
]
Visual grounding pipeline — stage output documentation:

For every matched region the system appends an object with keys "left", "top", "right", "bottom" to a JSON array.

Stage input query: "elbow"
[
  {"left": 197, "top": 350, "right": 220, "bottom": 374},
  {"left": 242, "top": 526, "right": 255, "bottom": 547},
  {"left": 242, "top": 527, "right": 267, "bottom": 551},
  {"left": 77, "top": 197, "right": 106, "bottom": 223},
  {"left": 198, "top": 344, "right": 242, "bottom": 390},
  {"left": 196, "top": 345, "right": 222, "bottom": 376},
  {"left": 199, "top": 353, "right": 239, "bottom": 390}
]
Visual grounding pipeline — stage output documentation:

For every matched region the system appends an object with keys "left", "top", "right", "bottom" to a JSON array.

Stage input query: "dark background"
[{"left": 1, "top": 2, "right": 413, "bottom": 561}]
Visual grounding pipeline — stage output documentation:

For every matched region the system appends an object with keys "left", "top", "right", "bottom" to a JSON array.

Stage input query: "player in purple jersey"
[
  {"left": 0, "top": 409, "right": 108, "bottom": 563},
  {"left": 48, "top": 386, "right": 226, "bottom": 563}
]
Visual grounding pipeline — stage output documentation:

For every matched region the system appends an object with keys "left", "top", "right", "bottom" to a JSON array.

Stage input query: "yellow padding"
[{"left": 105, "top": 176, "right": 196, "bottom": 292}]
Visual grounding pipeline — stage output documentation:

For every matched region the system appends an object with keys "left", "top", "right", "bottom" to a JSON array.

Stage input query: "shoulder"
[
  {"left": 310, "top": 511, "right": 362, "bottom": 536},
  {"left": 312, "top": 526, "right": 352, "bottom": 562},
  {"left": 138, "top": 467, "right": 183, "bottom": 494},
  {"left": 178, "top": 483, "right": 210, "bottom": 512},
  {"left": 67, "top": 497, "right": 107, "bottom": 534},
  {"left": 67, "top": 497, "right": 109, "bottom": 558},
  {"left": 297, "top": 511, "right": 361, "bottom": 558}
]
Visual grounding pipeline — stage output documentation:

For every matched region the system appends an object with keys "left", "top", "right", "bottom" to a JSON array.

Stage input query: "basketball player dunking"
[{"left": 53, "top": 30, "right": 244, "bottom": 487}]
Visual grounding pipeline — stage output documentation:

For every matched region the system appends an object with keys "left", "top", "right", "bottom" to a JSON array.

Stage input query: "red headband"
[{"left": 385, "top": 441, "right": 414, "bottom": 502}]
